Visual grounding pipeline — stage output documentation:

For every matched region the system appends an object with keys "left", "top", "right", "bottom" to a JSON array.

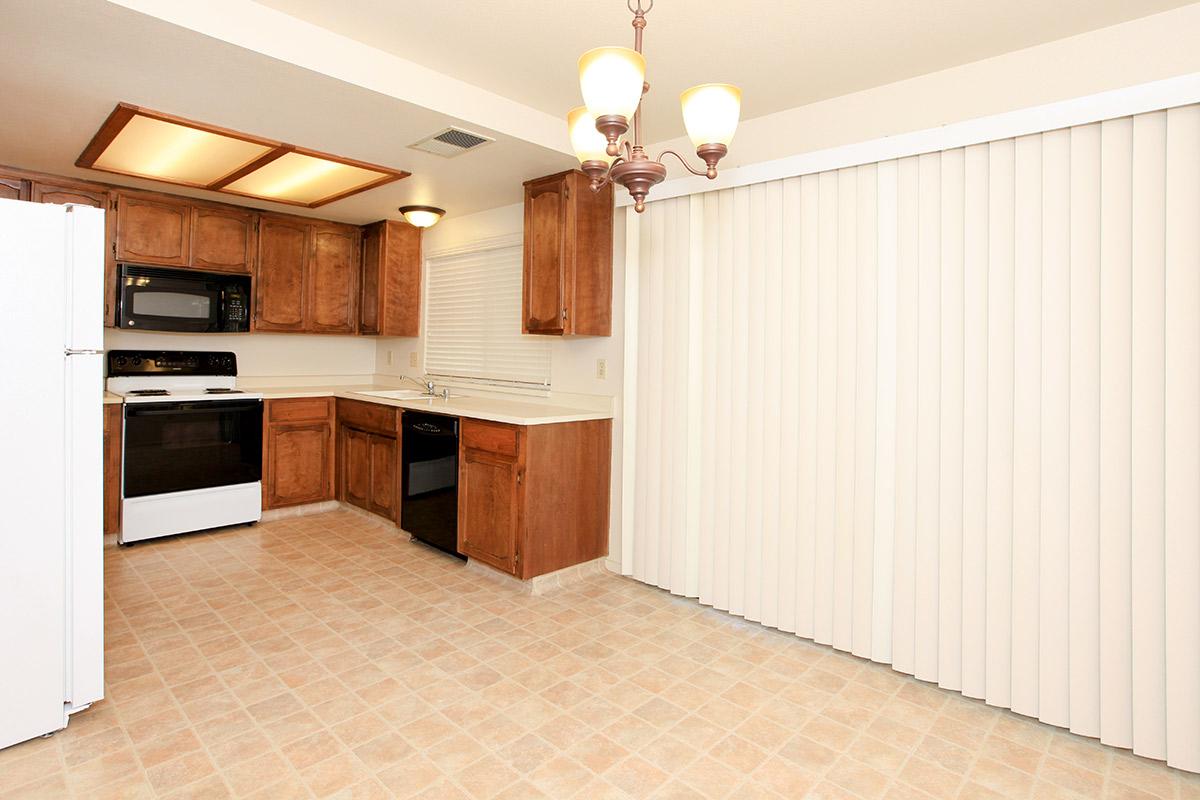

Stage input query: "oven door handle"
[{"left": 125, "top": 401, "right": 263, "bottom": 416}]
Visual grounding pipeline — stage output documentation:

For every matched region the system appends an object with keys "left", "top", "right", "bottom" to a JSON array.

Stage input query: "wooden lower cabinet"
[
  {"left": 458, "top": 417, "right": 611, "bottom": 579},
  {"left": 368, "top": 435, "right": 398, "bottom": 519},
  {"left": 458, "top": 446, "right": 521, "bottom": 574},
  {"left": 262, "top": 398, "right": 334, "bottom": 509},
  {"left": 341, "top": 427, "right": 372, "bottom": 510},
  {"left": 259, "top": 396, "right": 611, "bottom": 582},
  {"left": 103, "top": 404, "right": 122, "bottom": 536},
  {"left": 336, "top": 398, "right": 400, "bottom": 524}
]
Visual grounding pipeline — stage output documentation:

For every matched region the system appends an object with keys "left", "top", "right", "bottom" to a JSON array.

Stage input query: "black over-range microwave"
[{"left": 115, "top": 264, "right": 251, "bottom": 333}]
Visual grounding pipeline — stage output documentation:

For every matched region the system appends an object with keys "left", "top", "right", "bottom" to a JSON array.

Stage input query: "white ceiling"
[
  {"left": 255, "top": 0, "right": 1195, "bottom": 143},
  {"left": 0, "top": 0, "right": 575, "bottom": 224},
  {"left": 0, "top": 0, "right": 1192, "bottom": 224}
]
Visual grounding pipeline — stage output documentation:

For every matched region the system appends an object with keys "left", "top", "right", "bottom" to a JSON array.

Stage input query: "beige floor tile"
[{"left": 0, "top": 510, "right": 1190, "bottom": 800}]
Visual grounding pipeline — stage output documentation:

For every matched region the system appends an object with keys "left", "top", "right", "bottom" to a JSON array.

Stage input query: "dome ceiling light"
[
  {"left": 568, "top": 0, "right": 742, "bottom": 212},
  {"left": 398, "top": 205, "right": 445, "bottom": 228}
]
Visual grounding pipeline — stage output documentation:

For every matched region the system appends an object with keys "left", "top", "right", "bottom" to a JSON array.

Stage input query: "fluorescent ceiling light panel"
[
  {"left": 89, "top": 114, "right": 274, "bottom": 186},
  {"left": 221, "top": 151, "right": 393, "bottom": 206},
  {"left": 78, "top": 104, "right": 408, "bottom": 207}
]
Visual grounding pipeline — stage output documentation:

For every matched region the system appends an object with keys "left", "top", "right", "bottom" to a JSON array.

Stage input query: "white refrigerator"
[{"left": 0, "top": 198, "right": 104, "bottom": 750}]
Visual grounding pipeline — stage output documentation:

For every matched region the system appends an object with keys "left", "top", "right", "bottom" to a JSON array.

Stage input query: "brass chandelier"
[{"left": 567, "top": 0, "right": 743, "bottom": 212}]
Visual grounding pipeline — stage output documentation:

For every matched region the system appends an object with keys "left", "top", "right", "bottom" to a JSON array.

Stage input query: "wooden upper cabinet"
[
  {"left": 359, "top": 219, "right": 421, "bottom": 337},
  {"left": 522, "top": 169, "right": 613, "bottom": 336},
  {"left": 0, "top": 173, "right": 30, "bottom": 201},
  {"left": 115, "top": 193, "right": 191, "bottom": 266},
  {"left": 256, "top": 215, "right": 309, "bottom": 332},
  {"left": 308, "top": 223, "right": 359, "bottom": 334},
  {"left": 191, "top": 206, "right": 255, "bottom": 273},
  {"left": 523, "top": 177, "right": 566, "bottom": 334},
  {"left": 31, "top": 182, "right": 108, "bottom": 208}
]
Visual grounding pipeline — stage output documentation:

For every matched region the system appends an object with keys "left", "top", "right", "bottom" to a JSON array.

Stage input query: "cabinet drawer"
[
  {"left": 336, "top": 398, "right": 398, "bottom": 436},
  {"left": 268, "top": 396, "right": 332, "bottom": 423},
  {"left": 461, "top": 419, "right": 521, "bottom": 458}
]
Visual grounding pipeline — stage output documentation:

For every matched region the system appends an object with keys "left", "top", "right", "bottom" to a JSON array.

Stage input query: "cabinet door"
[
  {"left": 309, "top": 224, "right": 358, "bottom": 333},
  {"left": 115, "top": 193, "right": 191, "bottom": 266},
  {"left": 103, "top": 405, "right": 121, "bottom": 536},
  {"left": 256, "top": 216, "right": 309, "bottom": 331},
  {"left": 522, "top": 176, "right": 567, "bottom": 334},
  {"left": 0, "top": 176, "right": 29, "bottom": 201},
  {"left": 266, "top": 422, "right": 331, "bottom": 508},
  {"left": 382, "top": 221, "right": 421, "bottom": 337},
  {"left": 31, "top": 182, "right": 107, "bottom": 208},
  {"left": 458, "top": 449, "right": 520, "bottom": 574},
  {"left": 342, "top": 427, "right": 371, "bottom": 510},
  {"left": 191, "top": 206, "right": 255, "bottom": 273},
  {"left": 359, "top": 222, "right": 382, "bottom": 335},
  {"left": 368, "top": 434, "right": 397, "bottom": 521}
]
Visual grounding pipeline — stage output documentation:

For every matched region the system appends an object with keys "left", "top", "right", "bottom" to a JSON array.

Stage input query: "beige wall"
[{"left": 651, "top": 3, "right": 1200, "bottom": 178}]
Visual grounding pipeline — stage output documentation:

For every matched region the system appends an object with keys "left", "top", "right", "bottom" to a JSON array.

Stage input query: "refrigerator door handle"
[{"left": 65, "top": 349, "right": 104, "bottom": 356}]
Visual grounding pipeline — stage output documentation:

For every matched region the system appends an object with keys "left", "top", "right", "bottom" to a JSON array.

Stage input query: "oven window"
[
  {"left": 123, "top": 401, "right": 263, "bottom": 498},
  {"left": 132, "top": 291, "right": 212, "bottom": 319}
]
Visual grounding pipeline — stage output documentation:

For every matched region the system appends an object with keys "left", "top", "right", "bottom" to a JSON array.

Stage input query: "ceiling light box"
[{"left": 77, "top": 103, "right": 409, "bottom": 207}]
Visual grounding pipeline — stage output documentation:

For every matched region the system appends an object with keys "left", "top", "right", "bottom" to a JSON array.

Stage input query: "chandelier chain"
[{"left": 627, "top": 0, "right": 653, "bottom": 16}]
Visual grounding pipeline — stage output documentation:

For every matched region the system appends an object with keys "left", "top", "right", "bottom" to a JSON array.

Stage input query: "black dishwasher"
[{"left": 401, "top": 412, "right": 462, "bottom": 558}]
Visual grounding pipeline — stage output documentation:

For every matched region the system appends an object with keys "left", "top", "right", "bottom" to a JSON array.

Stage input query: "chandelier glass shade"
[
  {"left": 680, "top": 83, "right": 743, "bottom": 148},
  {"left": 578, "top": 48, "right": 646, "bottom": 122},
  {"left": 567, "top": 0, "right": 741, "bottom": 212},
  {"left": 567, "top": 106, "right": 616, "bottom": 166}
]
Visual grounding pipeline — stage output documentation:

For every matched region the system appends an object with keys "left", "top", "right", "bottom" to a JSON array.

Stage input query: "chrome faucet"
[{"left": 399, "top": 374, "right": 438, "bottom": 396}]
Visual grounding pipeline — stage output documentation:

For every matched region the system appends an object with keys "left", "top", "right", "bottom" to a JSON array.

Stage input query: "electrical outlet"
[
  {"left": 596, "top": 358, "right": 607, "bottom": 380},
  {"left": 409, "top": 351, "right": 419, "bottom": 368},
  {"left": 386, "top": 350, "right": 394, "bottom": 366}
]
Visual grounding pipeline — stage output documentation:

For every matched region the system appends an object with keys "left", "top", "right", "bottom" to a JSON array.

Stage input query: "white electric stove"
[{"left": 107, "top": 350, "right": 263, "bottom": 544}]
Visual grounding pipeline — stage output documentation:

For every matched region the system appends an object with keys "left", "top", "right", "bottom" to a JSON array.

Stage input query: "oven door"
[
  {"left": 116, "top": 265, "right": 249, "bottom": 333},
  {"left": 123, "top": 399, "right": 263, "bottom": 498}
]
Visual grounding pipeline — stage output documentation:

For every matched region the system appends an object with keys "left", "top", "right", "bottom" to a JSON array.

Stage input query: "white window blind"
[
  {"left": 625, "top": 103, "right": 1200, "bottom": 773},
  {"left": 424, "top": 243, "right": 551, "bottom": 388}
]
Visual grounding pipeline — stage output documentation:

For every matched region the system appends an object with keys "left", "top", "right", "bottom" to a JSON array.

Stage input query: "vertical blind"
[
  {"left": 625, "top": 103, "right": 1200, "bottom": 772},
  {"left": 424, "top": 243, "right": 552, "bottom": 387}
]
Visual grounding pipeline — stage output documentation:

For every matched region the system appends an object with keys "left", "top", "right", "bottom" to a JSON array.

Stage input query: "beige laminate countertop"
[
  {"left": 104, "top": 391, "right": 122, "bottom": 405},
  {"left": 254, "top": 385, "right": 613, "bottom": 426}
]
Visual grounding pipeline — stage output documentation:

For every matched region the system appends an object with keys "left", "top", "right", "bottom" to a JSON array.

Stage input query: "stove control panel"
[{"left": 107, "top": 350, "right": 238, "bottom": 377}]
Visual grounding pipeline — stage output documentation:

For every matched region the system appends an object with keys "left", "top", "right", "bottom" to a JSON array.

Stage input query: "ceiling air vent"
[{"left": 409, "top": 126, "right": 495, "bottom": 158}]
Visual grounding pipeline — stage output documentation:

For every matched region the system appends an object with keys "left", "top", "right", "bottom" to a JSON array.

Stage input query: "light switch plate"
[
  {"left": 596, "top": 358, "right": 607, "bottom": 380},
  {"left": 409, "top": 352, "right": 419, "bottom": 368}
]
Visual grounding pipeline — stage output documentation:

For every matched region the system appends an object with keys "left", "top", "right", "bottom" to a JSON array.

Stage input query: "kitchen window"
[{"left": 424, "top": 239, "right": 552, "bottom": 390}]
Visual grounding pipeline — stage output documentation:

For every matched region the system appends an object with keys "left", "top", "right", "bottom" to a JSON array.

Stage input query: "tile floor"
[{"left": 1, "top": 509, "right": 1198, "bottom": 799}]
